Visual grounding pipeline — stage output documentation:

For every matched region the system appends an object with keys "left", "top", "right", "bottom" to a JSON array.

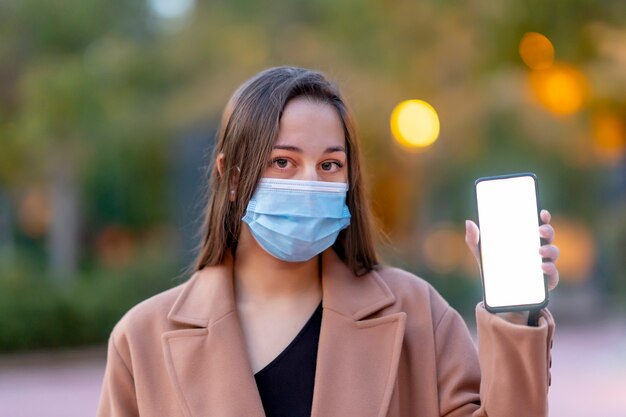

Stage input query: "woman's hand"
[{"left": 465, "top": 209, "right": 560, "bottom": 324}]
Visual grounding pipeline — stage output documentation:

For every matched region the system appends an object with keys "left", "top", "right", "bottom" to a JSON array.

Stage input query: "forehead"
[{"left": 275, "top": 97, "right": 346, "bottom": 150}]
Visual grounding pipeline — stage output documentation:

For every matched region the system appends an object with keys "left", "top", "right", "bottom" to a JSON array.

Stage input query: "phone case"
[{"left": 474, "top": 172, "right": 549, "bottom": 313}]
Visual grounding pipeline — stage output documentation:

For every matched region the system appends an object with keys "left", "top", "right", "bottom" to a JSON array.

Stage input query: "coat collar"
[
  {"left": 162, "top": 249, "right": 405, "bottom": 417},
  {"left": 167, "top": 249, "right": 397, "bottom": 326},
  {"left": 166, "top": 251, "right": 235, "bottom": 328}
]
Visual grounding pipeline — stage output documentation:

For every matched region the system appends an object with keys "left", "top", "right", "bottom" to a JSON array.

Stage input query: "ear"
[{"left": 216, "top": 153, "right": 225, "bottom": 177}]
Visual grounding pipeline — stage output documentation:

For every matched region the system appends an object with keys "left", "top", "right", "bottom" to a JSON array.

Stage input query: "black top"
[{"left": 254, "top": 303, "right": 323, "bottom": 417}]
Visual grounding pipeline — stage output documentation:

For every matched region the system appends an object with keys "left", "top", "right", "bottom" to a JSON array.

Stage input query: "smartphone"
[{"left": 474, "top": 173, "right": 548, "bottom": 313}]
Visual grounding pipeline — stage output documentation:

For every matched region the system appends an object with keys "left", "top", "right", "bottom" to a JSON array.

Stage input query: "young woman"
[{"left": 98, "top": 66, "right": 559, "bottom": 417}]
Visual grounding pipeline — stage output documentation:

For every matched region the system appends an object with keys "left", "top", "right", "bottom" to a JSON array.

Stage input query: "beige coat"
[{"left": 97, "top": 249, "right": 554, "bottom": 417}]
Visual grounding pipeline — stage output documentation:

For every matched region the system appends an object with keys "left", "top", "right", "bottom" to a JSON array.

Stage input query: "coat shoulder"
[
  {"left": 110, "top": 279, "right": 187, "bottom": 340},
  {"left": 373, "top": 265, "right": 452, "bottom": 323}
]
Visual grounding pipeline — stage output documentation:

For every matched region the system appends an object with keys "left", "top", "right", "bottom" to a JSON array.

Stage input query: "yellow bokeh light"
[
  {"left": 519, "top": 32, "right": 555, "bottom": 70},
  {"left": 390, "top": 100, "right": 440, "bottom": 148},
  {"left": 529, "top": 64, "right": 587, "bottom": 115}
]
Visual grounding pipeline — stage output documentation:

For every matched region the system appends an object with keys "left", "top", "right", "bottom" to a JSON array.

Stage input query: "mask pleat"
[{"left": 242, "top": 178, "right": 351, "bottom": 262}]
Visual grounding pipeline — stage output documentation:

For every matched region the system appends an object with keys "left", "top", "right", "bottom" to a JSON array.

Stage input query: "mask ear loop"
[{"left": 228, "top": 166, "right": 241, "bottom": 201}]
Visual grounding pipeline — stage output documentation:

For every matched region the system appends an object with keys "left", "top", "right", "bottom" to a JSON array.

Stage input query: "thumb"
[{"left": 465, "top": 220, "right": 480, "bottom": 266}]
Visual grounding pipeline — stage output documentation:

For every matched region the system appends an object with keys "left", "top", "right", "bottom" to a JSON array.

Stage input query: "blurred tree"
[{"left": 0, "top": 0, "right": 174, "bottom": 285}]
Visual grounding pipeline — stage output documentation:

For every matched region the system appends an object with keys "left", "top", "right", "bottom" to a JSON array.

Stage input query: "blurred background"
[{"left": 0, "top": 0, "right": 624, "bottom": 416}]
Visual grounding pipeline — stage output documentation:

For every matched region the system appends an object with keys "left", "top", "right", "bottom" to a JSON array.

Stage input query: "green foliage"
[{"left": 0, "top": 249, "right": 180, "bottom": 352}]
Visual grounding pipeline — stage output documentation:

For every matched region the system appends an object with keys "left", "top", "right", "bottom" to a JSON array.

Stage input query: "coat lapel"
[
  {"left": 311, "top": 251, "right": 406, "bottom": 417},
  {"left": 160, "top": 250, "right": 405, "bottom": 417},
  {"left": 161, "top": 255, "right": 265, "bottom": 417}
]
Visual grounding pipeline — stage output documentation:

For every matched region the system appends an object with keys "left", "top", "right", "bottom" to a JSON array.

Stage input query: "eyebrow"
[{"left": 273, "top": 144, "right": 346, "bottom": 154}]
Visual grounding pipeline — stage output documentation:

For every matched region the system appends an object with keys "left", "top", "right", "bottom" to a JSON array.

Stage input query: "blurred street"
[{"left": 1, "top": 318, "right": 625, "bottom": 417}]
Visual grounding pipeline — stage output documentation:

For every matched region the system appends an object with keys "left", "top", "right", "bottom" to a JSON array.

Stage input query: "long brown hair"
[{"left": 193, "top": 66, "right": 379, "bottom": 275}]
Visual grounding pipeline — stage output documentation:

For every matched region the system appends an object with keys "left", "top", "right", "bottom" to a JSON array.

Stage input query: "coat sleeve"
[
  {"left": 434, "top": 303, "right": 555, "bottom": 417},
  {"left": 97, "top": 331, "right": 140, "bottom": 417},
  {"left": 473, "top": 304, "right": 554, "bottom": 417}
]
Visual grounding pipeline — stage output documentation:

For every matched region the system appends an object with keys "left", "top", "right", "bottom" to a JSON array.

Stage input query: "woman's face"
[{"left": 264, "top": 97, "right": 348, "bottom": 183}]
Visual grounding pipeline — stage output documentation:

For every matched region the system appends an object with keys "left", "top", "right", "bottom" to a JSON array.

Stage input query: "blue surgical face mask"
[{"left": 242, "top": 178, "right": 351, "bottom": 262}]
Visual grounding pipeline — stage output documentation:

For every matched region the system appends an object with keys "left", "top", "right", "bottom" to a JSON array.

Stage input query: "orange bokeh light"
[
  {"left": 423, "top": 223, "right": 467, "bottom": 274},
  {"left": 95, "top": 226, "right": 136, "bottom": 269},
  {"left": 519, "top": 32, "right": 555, "bottom": 70},
  {"left": 18, "top": 187, "right": 51, "bottom": 238},
  {"left": 550, "top": 218, "right": 596, "bottom": 283},
  {"left": 529, "top": 64, "right": 588, "bottom": 115},
  {"left": 593, "top": 112, "right": 625, "bottom": 163}
]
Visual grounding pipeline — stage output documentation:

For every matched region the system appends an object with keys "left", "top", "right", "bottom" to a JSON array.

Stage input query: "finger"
[
  {"left": 465, "top": 220, "right": 479, "bottom": 246},
  {"left": 465, "top": 220, "right": 480, "bottom": 264},
  {"left": 539, "top": 244, "right": 560, "bottom": 262},
  {"left": 540, "top": 209, "right": 551, "bottom": 224},
  {"left": 539, "top": 224, "right": 555, "bottom": 243},
  {"left": 542, "top": 262, "right": 560, "bottom": 291}
]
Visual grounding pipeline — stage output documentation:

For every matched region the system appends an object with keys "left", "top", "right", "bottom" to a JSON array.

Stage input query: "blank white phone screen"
[{"left": 476, "top": 176, "right": 545, "bottom": 309}]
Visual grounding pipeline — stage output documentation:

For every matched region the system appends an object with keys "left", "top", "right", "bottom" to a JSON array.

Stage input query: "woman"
[{"left": 98, "top": 66, "right": 559, "bottom": 417}]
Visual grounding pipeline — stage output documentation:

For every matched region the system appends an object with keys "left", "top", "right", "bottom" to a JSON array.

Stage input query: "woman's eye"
[
  {"left": 320, "top": 161, "right": 343, "bottom": 172},
  {"left": 271, "top": 158, "right": 291, "bottom": 169}
]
